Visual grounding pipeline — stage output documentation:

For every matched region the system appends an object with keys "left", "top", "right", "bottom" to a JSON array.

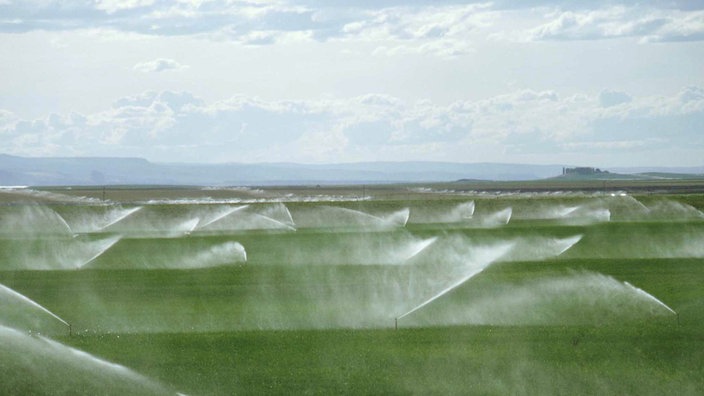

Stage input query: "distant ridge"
[
  {"left": 609, "top": 166, "right": 704, "bottom": 175},
  {"left": 0, "top": 155, "right": 701, "bottom": 186},
  {"left": 0, "top": 155, "right": 565, "bottom": 186}
]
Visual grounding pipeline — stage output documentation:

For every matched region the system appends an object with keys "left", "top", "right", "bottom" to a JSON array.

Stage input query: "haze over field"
[{"left": 0, "top": 0, "right": 702, "bottom": 167}]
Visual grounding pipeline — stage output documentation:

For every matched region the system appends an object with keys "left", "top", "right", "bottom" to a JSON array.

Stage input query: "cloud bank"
[
  {"left": 1, "top": 1, "right": 703, "bottom": 47},
  {"left": 1, "top": 1, "right": 702, "bottom": 167},
  {"left": 528, "top": 6, "right": 704, "bottom": 42},
  {"left": 1, "top": 87, "right": 702, "bottom": 166}
]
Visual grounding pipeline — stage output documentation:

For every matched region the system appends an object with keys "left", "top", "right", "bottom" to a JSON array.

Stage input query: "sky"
[{"left": 0, "top": 0, "right": 703, "bottom": 167}]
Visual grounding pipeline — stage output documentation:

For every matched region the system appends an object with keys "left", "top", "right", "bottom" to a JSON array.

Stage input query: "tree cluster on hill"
[{"left": 562, "top": 167, "right": 609, "bottom": 176}]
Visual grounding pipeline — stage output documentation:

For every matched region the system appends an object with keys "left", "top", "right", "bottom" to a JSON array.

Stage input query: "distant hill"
[
  {"left": 0, "top": 155, "right": 565, "bottom": 186},
  {"left": 1, "top": 155, "right": 701, "bottom": 186},
  {"left": 552, "top": 171, "right": 704, "bottom": 182},
  {"left": 610, "top": 166, "right": 704, "bottom": 175}
]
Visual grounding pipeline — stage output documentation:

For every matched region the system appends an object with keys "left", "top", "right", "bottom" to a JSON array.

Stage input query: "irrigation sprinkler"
[{"left": 394, "top": 317, "right": 398, "bottom": 330}]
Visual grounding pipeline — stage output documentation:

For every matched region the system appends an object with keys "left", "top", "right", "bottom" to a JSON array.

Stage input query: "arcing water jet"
[
  {"left": 97, "top": 206, "right": 143, "bottom": 231},
  {"left": 75, "top": 235, "right": 123, "bottom": 269},
  {"left": 385, "top": 208, "right": 410, "bottom": 227},
  {"left": 0, "top": 235, "right": 123, "bottom": 270},
  {"left": 400, "top": 237, "right": 438, "bottom": 262},
  {"left": 397, "top": 267, "right": 485, "bottom": 320},
  {"left": 477, "top": 207, "right": 512, "bottom": 227},
  {"left": 59, "top": 205, "right": 144, "bottom": 234},
  {"left": 623, "top": 281, "right": 677, "bottom": 317},
  {"left": 501, "top": 235, "right": 583, "bottom": 262},
  {"left": 0, "top": 283, "right": 71, "bottom": 333},
  {"left": 194, "top": 204, "right": 296, "bottom": 232},
  {"left": 0, "top": 205, "right": 74, "bottom": 237},
  {"left": 0, "top": 325, "right": 177, "bottom": 395},
  {"left": 293, "top": 206, "right": 409, "bottom": 230},
  {"left": 249, "top": 213, "right": 297, "bottom": 231},
  {"left": 196, "top": 205, "right": 249, "bottom": 229},
  {"left": 178, "top": 217, "right": 200, "bottom": 236},
  {"left": 409, "top": 272, "right": 683, "bottom": 327},
  {"left": 556, "top": 235, "right": 583, "bottom": 256},
  {"left": 453, "top": 201, "right": 476, "bottom": 220},
  {"left": 257, "top": 202, "right": 296, "bottom": 228},
  {"left": 186, "top": 241, "right": 247, "bottom": 268},
  {"left": 397, "top": 241, "right": 514, "bottom": 321}
]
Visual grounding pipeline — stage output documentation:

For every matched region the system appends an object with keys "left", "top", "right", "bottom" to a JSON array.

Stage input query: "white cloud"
[
  {"left": 0, "top": 1, "right": 500, "bottom": 55},
  {"left": 0, "top": 109, "right": 17, "bottom": 130},
  {"left": 1, "top": 1, "right": 702, "bottom": 49},
  {"left": 133, "top": 58, "right": 188, "bottom": 73},
  {"left": 527, "top": 6, "right": 704, "bottom": 42},
  {"left": 338, "top": 4, "right": 495, "bottom": 57},
  {"left": 94, "top": 0, "right": 156, "bottom": 14},
  {"left": 642, "top": 11, "right": 704, "bottom": 42},
  {"left": 1, "top": 87, "right": 702, "bottom": 166},
  {"left": 0, "top": 0, "right": 315, "bottom": 43}
]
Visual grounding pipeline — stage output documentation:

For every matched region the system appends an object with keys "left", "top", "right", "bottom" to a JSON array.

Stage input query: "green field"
[{"left": 1, "top": 185, "right": 703, "bottom": 395}]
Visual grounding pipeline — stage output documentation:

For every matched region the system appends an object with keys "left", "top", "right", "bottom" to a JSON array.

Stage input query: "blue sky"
[{"left": 0, "top": 0, "right": 702, "bottom": 166}]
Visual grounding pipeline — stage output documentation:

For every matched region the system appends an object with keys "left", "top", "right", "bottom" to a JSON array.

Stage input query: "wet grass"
[
  {"left": 59, "top": 324, "right": 703, "bottom": 395},
  {"left": 3, "top": 249, "right": 701, "bottom": 330},
  {"left": 1, "top": 191, "right": 703, "bottom": 394}
]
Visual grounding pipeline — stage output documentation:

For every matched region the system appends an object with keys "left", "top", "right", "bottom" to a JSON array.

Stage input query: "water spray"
[
  {"left": 397, "top": 268, "right": 486, "bottom": 321},
  {"left": 75, "top": 235, "right": 122, "bottom": 269},
  {"left": 250, "top": 213, "right": 297, "bottom": 231},
  {"left": 54, "top": 211, "right": 74, "bottom": 235},
  {"left": 196, "top": 205, "right": 248, "bottom": 229},
  {"left": 400, "top": 237, "right": 438, "bottom": 263},
  {"left": 396, "top": 242, "right": 514, "bottom": 324},
  {"left": 0, "top": 283, "right": 72, "bottom": 332},
  {"left": 624, "top": 281, "right": 678, "bottom": 324},
  {"left": 98, "top": 206, "right": 143, "bottom": 231}
]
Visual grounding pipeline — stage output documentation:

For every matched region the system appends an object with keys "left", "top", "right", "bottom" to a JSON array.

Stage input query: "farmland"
[{"left": 1, "top": 184, "right": 703, "bottom": 395}]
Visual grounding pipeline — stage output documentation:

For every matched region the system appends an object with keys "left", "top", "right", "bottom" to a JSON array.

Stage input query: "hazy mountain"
[
  {"left": 0, "top": 155, "right": 573, "bottom": 186},
  {"left": 1, "top": 155, "right": 700, "bottom": 186}
]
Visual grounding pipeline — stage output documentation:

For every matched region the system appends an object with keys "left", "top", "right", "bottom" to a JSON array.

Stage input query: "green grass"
[
  {"left": 1, "top": 190, "right": 703, "bottom": 395},
  {"left": 59, "top": 325, "right": 703, "bottom": 395}
]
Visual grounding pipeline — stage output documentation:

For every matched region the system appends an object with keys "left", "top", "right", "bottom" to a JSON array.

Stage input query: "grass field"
[{"left": 1, "top": 185, "right": 703, "bottom": 395}]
